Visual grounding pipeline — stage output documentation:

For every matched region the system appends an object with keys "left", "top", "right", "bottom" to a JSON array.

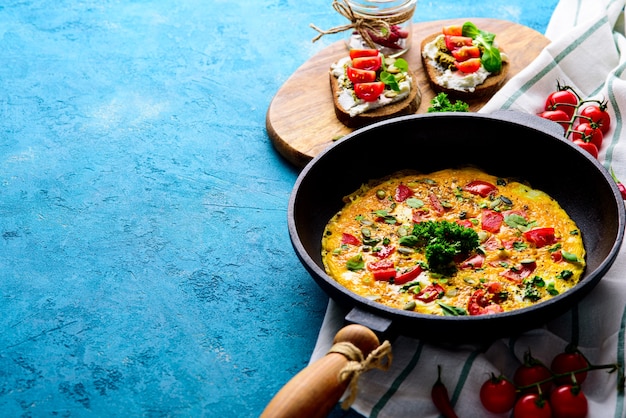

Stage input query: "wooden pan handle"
[{"left": 260, "top": 324, "right": 384, "bottom": 418}]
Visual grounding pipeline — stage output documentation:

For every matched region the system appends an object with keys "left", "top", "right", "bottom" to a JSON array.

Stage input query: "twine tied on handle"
[
  {"left": 310, "top": 0, "right": 413, "bottom": 49},
  {"left": 327, "top": 339, "right": 393, "bottom": 409}
]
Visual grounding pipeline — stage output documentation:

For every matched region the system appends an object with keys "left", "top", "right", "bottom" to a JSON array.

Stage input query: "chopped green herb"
[
  {"left": 546, "top": 280, "right": 559, "bottom": 296},
  {"left": 346, "top": 254, "right": 364, "bottom": 271},
  {"left": 427, "top": 92, "right": 469, "bottom": 113},
  {"left": 557, "top": 270, "right": 574, "bottom": 280},
  {"left": 438, "top": 302, "right": 468, "bottom": 316},
  {"left": 512, "top": 241, "right": 528, "bottom": 251}
]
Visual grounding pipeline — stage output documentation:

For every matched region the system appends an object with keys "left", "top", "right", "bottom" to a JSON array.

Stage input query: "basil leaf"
[
  {"left": 394, "top": 58, "right": 409, "bottom": 72},
  {"left": 462, "top": 21, "right": 502, "bottom": 73}
]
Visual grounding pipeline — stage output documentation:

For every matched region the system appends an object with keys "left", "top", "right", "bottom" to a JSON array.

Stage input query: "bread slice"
[
  {"left": 420, "top": 32, "right": 509, "bottom": 101},
  {"left": 329, "top": 69, "right": 421, "bottom": 129}
]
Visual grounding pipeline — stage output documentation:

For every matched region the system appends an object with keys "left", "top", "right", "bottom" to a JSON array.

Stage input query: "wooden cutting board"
[{"left": 266, "top": 18, "right": 550, "bottom": 168}]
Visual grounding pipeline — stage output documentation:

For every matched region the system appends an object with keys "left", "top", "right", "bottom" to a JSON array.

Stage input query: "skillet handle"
[{"left": 260, "top": 324, "right": 384, "bottom": 418}]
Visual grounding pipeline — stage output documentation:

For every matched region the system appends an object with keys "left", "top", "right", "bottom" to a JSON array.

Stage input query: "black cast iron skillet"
[{"left": 288, "top": 111, "right": 625, "bottom": 343}]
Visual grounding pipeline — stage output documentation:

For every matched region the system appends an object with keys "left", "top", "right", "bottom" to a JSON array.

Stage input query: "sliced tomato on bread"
[
  {"left": 349, "top": 48, "right": 379, "bottom": 59},
  {"left": 347, "top": 67, "right": 377, "bottom": 83},
  {"left": 352, "top": 55, "right": 382, "bottom": 72},
  {"left": 354, "top": 82, "right": 385, "bottom": 102},
  {"left": 455, "top": 58, "right": 482, "bottom": 73}
]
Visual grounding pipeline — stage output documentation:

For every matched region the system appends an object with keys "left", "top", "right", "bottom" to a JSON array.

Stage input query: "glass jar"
[{"left": 345, "top": 0, "right": 417, "bottom": 57}]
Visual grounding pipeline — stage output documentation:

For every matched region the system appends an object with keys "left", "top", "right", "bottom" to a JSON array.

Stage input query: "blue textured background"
[{"left": 0, "top": 1, "right": 557, "bottom": 416}]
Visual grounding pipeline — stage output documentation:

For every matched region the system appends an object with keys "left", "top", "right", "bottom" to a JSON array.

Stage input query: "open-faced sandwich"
[
  {"left": 421, "top": 22, "right": 508, "bottom": 100},
  {"left": 330, "top": 49, "right": 420, "bottom": 128}
]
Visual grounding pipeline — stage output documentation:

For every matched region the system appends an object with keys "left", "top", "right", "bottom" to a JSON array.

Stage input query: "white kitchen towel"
[{"left": 310, "top": 1, "right": 626, "bottom": 417}]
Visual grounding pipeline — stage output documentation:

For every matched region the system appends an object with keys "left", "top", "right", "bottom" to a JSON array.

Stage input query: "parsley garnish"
[
  {"left": 398, "top": 220, "right": 479, "bottom": 275},
  {"left": 427, "top": 92, "right": 469, "bottom": 113}
]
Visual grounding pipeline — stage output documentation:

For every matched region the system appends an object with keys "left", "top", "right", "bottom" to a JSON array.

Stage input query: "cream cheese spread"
[
  {"left": 331, "top": 57, "right": 413, "bottom": 118},
  {"left": 422, "top": 34, "right": 495, "bottom": 93}
]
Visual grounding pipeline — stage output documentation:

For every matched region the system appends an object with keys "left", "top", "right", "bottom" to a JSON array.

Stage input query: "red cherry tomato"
[
  {"left": 394, "top": 183, "right": 414, "bottom": 202},
  {"left": 545, "top": 89, "right": 579, "bottom": 119},
  {"left": 442, "top": 24, "right": 463, "bottom": 36},
  {"left": 468, "top": 288, "right": 504, "bottom": 315},
  {"left": 414, "top": 283, "right": 444, "bottom": 302},
  {"left": 352, "top": 55, "right": 382, "bottom": 71},
  {"left": 354, "top": 81, "right": 385, "bottom": 102},
  {"left": 523, "top": 227, "right": 557, "bottom": 248},
  {"left": 551, "top": 351, "right": 589, "bottom": 385},
  {"left": 455, "top": 57, "right": 482, "bottom": 73},
  {"left": 341, "top": 233, "right": 361, "bottom": 246},
  {"left": 479, "top": 375, "right": 517, "bottom": 413},
  {"left": 573, "top": 139, "right": 599, "bottom": 159},
  {"left": 513, "top": 362, "right": 552, "bottom": 394},
  {"left": 578, "top": 103, "right": 611, "bottom": 134},
  {"left": 572, "top": 121, "right": 603, "bottom": 149},
  {"left": 538, "top": 109, "right": 571, "bottom": 132},
  {"left": 349, "top": 48, "right": 379, "bottom": 59},
  {"left": 394, "top": 264, "right": 423, "bottom": 285},
  {"left": 367, "top": 259, "right": 396, "bottom": 281},
  {"left": 481, "top": 209, "right": 504, "bottom": 233},
  {"left": 513, "top": 393, "right": 552, "bottom": 418},
  {"left": 347, "top": 67, "right": 376, "bottom": 84},
  {"left": 550, "top": 384, "right": 589, "bottom": 418},
  {"left": 445, "top": 35, "right": 473, "bottom": 50},
  {"left": 463, "top": 180, "right": 497, "bottom": 197},
  {"left": 451, "top": 45, "right": 481, "bottom": 62}
]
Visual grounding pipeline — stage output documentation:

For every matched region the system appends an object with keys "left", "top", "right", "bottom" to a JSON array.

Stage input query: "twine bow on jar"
[
  {"left": 327, "top": 339, "right": 393, "bottom": 409},
  {"left": 310, "top": 0, "right": 397, "bottom": 49}
]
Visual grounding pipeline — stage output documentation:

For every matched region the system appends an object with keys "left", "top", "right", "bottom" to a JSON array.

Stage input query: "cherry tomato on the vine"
[
  {"left": 513, "top": 361, "right": 552, "bottom": 394},
  {"left": 572, "top": 121, "right": 603, "bottom": 150},
  {"left": 550, "top": 384, "right": 589, "bottom": 418},
  {"left": 551, "top": 350, "right": 589, "bottom": 385},
  {"left": 513, "top": 393, "right": 552, "bottom": 418},
  {"left": 545, "top": 89, "right": 579, "bottom": 119},
  {"left": 479, "top": 375, "right": 517, "bottom": 413},
  {"left": 538, "top": 109, "right": 570, "bottom": 132},
  {"left": 573, "top": 139, "right": 599, "bottom": 159},
  {"left": 579, "top": 103, "right": 611, "bottom": 134}
]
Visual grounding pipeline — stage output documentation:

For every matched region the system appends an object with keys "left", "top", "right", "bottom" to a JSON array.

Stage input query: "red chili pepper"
[{"left": 432, "top": 365, "right": 459, "bottom": 418}]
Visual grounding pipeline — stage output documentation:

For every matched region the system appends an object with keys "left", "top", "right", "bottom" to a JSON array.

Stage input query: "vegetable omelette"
[{"left": 321, "top": 167, "right": 586, "bottom": 316}]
